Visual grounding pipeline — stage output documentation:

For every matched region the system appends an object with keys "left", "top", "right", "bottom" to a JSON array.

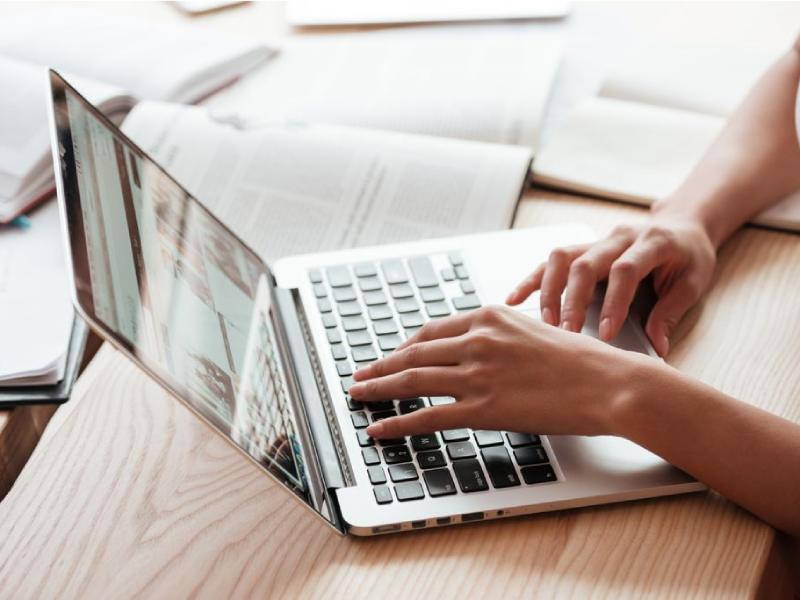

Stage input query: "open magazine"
[{"left": 0, "top": 9, "right": 272, "bottom": 223}]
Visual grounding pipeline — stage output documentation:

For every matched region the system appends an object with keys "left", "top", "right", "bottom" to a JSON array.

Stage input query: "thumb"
[{"left": 645, "top": 281, "right": 699, "bottom": 357}]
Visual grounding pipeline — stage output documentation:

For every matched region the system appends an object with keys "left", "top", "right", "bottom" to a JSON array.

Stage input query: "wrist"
[{"left": 603, "top": 352, "right": 669, "bottom": 438}]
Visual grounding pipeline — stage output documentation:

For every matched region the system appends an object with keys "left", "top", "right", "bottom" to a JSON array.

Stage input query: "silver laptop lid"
[{"left": 47, "top": 71, "right": 342, "bottom": 531}]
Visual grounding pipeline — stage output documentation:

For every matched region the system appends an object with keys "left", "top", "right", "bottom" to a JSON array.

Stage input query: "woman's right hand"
[{"left": 506, "top": 214, "right": 717, "bottom": 356}]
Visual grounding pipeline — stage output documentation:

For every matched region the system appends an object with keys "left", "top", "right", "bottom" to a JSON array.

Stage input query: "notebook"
[
  {"left": 0, "top": 8, "right": 272, "bottom": 224},
  {"left": 532, "top": 43, "right": 800, "bottom": 232}
]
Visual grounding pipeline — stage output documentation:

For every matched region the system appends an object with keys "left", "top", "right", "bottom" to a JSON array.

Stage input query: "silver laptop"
[{"left": 47, "top": 71, "right": 703, "bottom": 536}]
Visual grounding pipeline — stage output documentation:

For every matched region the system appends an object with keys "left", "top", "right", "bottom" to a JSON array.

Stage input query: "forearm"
[
  {"left": 652, "top": 43, "right": 800, "bottom": 249},
  {"left": 611, "top": 355, "right": 800, "bottom": 537}
]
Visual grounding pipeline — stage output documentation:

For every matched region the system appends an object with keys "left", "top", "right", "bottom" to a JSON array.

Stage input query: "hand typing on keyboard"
[{"left": 350, "top": 305, "right": 643, "bottom": 440}]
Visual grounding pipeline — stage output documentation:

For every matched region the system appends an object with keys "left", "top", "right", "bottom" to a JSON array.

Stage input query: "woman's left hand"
[{"left": 349, "top": 305, "right": 651, "bottom": 440}]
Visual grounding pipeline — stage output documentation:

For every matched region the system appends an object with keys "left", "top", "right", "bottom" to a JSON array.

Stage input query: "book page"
[
  {"left": 122, "top": 102, "right": 531, "bottom": 262},
  {"left": 205, "top": 26, "right": 561, "bottom": 150},
  {"left": 0, "top": 8, "right": 272, "bottom": 103}
]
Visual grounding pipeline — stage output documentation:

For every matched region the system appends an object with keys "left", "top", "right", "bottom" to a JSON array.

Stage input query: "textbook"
[
  {"left": 0, "top": 9, "right": 272, "bottom": 224},
  {"left": 532, "top": 44, "right": 800, "bottom": 233},
  {"left": 121, "top": 101, "right": 533, "bottom": 262}
]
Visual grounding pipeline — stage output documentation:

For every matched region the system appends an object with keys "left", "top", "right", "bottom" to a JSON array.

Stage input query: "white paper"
[
  {"left": 205, "top": 26, "right": 561, "bottom": 150},
  {"left": 122, "top": 102, "right": 531, "bottom": 262}
]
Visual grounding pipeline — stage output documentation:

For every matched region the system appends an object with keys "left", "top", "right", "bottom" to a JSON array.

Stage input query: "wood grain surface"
[{"left": 1, "top": 191, "right": 797, "bottom": 599}]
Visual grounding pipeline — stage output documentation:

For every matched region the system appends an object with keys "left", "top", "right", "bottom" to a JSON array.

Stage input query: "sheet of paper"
[
  {"left": 122, "top": 102, "right": 531, "bottom": 262},
  {"left": 205, "top": 26, "right": 561, "bottom": 150},
  {"left": 0, "top": 8, "right": 272, "bottom": 103},
  {"left": 0, "top": 201, "right": 74, "bottom": 385}
]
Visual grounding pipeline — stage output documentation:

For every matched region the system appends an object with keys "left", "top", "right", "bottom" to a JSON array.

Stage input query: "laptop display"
[{"left": 49, "top": 73, "right": 328, "bottom": 518}]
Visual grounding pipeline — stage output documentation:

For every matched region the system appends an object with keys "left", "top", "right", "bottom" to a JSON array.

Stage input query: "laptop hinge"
[{"left": 272, "top": 286, "right": 353, "bottom": 496}]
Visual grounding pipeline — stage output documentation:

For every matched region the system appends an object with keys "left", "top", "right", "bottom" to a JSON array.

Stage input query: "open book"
[
  {"left": 0, "top": 9, "right": 272, "bottom": 224},
  {"left": 532, "top": 44, "right": 800, "bottom": 232},
  {"left": 121, "top": 101, "right": 533, "bottom": 263}
]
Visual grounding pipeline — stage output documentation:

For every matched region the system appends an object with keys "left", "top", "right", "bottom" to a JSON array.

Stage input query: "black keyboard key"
[
  {"left": 308, "top": 268, "right": 323, "bottom": 283},
  {"left": 352, "top": 345, "right": 378, "bottom": 363},
  {"left": 423, "top": 468, "right": 457, "bottom": 497},
  {"left": 322, "top": 313, "right": 337, "bottom": 328},
  {"left": 505, "top": 432, "right": 541, "bottom": 448},
  {"left": 363, "top": 290, "right": 387, "bottom": 306},
  {"left": 474, "top": 430, "right": 504, "bottom": 447},
  {"left": 354, "top": 262, "right": 377, "bottom": 278},
  {"left": 336, "top": 361, "right": 353, "bottom": 377},
  {"left": 420, "top": 287, "right": 444, "bottom": 302},
  {"left": 398, "top": 397, "right": 425, "bottom": 414},
  {"left": 368, "top": 465, "right": 386, "bottom": 484},
  {"left": 455, "top": 265, "right": 469, "bottom": 280},
  {"left": 313, "top": 283, "right": 327, "bottom": 298},
  {"left": 460, "top": 280, "right": 475, "bottom": 294},
  {"left": 389, "top": 463, "right": 418, "bottom": 482},
  {"left": 331, "top": 344, "right": 347, "bottom": 361},
  {"left": 448, "top": 252, "right": 464, "bottom": 266},
  {"left": 453, "top": 459, "right": 489, "bottom": 493},
  {"left": 481, "top": 447, "right": 521, "bottom": 488},
  {"left": 377, "top": 333, "right": 402, "bottom": 351},
  {"left": 337, "top": 301, "right": 361, "bottom": 317},
  {"left": 357, "top": 430, "right": 374, "bottom": 447},
  {"left": 374, "top": 485, "right": 393, "bottom": 504},
  {"left": 390, "top": 283, "right": 414, "bottom": 299},
  {"left": 317, "top": 297, "right": 332, "bottom": 313},
  {"left": 395, "top": 297, "right": 419, "bottom": 313},
  {"left": 352, "top": 411, "right": 369, "bottom": 429},
  {"left": 383, "top": 445, "right": 412, "bottom": 464},
  {"left": 359, "top": 276, "right": 382, "bottom": 292},
  {"left": 441, "top": 267, "right": 455, "bottom": 281},
  {"left": 368, "top": 304, "right": 393, "bottom": 320},
  {"left": 453, "top": 295, "right": 481, "bottom": 311},
  {"left": 404, "top": 326, "right": 422, "bottom": 337},
  {"left": 395, "top": 481, "right": 425, "bottom": 502},
  {"left": 346, "top": 330, "right": 372, "bottom": 346},
  {"left": 341, "top": 315, "right": 367, "bottom": 331},
  {"left": 442, "top": 429, "right": 469, "bottom": 442},
  {"left": 381, "top": 259, "right": 409, "bottom": 284},
  {"left": 333, "top": 286, "right": 357, "bottom": 302},
  {"left": 430, "top": 396, "right": 455, "bottom": 406},
  {"left": 347, "top": 397, "right": 363, "bottom": 411},
  {"left": 377, "top": 437, "right": 405, "bottom": 446},
  {"left": 400, "top": 312, "right": 424, "bottom": 328},
  {"left": 411, "top": 433, "right": 440, "bottom": 451},
  {"left": 447, "top": 441, "right": 477, "bottom": 460},
  {"left": 373, "top": 318, "right": 398, "bottom": 335},
  {"left": 408, "top": 256, "right": 438, "bottom": 288},
  {"left": 326, "top": 329, "right": 342, "bottom": 344},
  {"left": 362, "top": 446, "right": 380, "bottom": 465},
  {"left": 371, "top": 410, "right": 397, "bottom": 422},
  {"left": 417, "top": 450, "right": 446, "bottom": 469},
  {"left": 326, "top": 265, "right": 352, "bottom": 288},
  {"left": 365, "top": 400, "right": 395, "bottom": 412},
  {"left": 514, "top": 445, "right": 549, "bottom": 466},
  {"left": 425, "top": 301, "right": 450, "bottom": 317},
  {"left": 521, "top": 464, "right": 557, "bottom": 485},
  {"left": 340, "top": 376, "right": 354, "bottom": 393}
]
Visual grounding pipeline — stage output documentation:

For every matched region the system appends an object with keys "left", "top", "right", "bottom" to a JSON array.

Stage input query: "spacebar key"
[{"left": 408, "top": 256, "right": 438, "bottom": 288}]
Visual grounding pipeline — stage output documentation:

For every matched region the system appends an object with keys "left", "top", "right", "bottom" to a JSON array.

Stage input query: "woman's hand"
[
  {"left": 350, "top": 305, "right": 650, "bottom": 440},
  {"left": 505, "top": 214, "right": 717, "bottom": 356}
]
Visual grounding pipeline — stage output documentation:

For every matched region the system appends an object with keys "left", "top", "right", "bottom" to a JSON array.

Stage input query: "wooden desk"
[{"left": 1, "top": 190, "right": 798, "bottom": 598}]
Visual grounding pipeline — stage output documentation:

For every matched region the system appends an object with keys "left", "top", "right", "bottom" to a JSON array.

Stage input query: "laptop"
[{"left": 47, "top": 71, "right": 704, "bottom": 536}]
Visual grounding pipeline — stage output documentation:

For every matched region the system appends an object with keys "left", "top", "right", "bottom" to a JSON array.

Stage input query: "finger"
[
  {"left": 559, "top": 237, "right": 633, "bottom": 332},
  {"left": 506, "top": 263, "right": 546, "bottom": 305},
  {"left": 394, "top": 311, "right": 473, "bottom": 352},
  {"left": 539, "top": 246, "right": 586, "bottom": 326},
  {"left": 366, "top": 403, "right": 470, "bottom": 438},
  {"left": 349, "top": 366, "right": 463, "bottom": 401},
  {"left": 353, "top": 337, "right": 463, "bottom": 382},
  {"left": 644, "top": 279, "right": 700, "bottom": 356},
  {"left": 600, "top": 240, "right": 669, "bottom": 341}
]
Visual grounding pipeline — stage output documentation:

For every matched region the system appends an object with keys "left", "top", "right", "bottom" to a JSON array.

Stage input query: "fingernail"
[
  {"left": 542, "top": 307, "right": 554, "bottom": 325},
  {"left": 661, "top": 335, "right": 670, "bottom": 356},
  {"left": 366, "top": 422, "right": 384, "bottom": 437},
  {"left": 599, "top": 317, "right": 612, "bottom": 340},
  {"left": 561, "top": 320, "right": 572, "bottom": 331},
  {"left": 505, "top": 291, "right": 517, "bottom": 304},
  {"left": 352, "top": 366, "right": 369, "bottom": 381},
  {"left": 349, "top": 383, "right": 363, "bottom": 397}
]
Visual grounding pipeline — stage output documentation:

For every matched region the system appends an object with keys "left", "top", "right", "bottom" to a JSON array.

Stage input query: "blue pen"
[{"left": 9, "top": 215, "right": 32, "bottom": 229}]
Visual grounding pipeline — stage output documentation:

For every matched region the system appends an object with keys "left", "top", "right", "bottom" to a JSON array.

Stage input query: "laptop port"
[
  {"left": 436, "top": 517, "right": 451, "bottom": 525},
  {"left": 411, "top": 520, "right": 426, "bottom": 529},
  {"left": 372, "top": 524, "right": 401, "bottom": 534},
  {"left": 461, "top": 512, "right": 484, "bottom": 522}
]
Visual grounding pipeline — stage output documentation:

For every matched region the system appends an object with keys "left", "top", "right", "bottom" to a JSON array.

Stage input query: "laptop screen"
[{"left": 48, "top": 73, "right": 332, "bottom": 524}]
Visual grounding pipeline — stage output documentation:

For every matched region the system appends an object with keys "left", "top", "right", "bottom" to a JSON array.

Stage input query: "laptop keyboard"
[{"left": 308, "top": 252, "right": 558, "bottom": 505}]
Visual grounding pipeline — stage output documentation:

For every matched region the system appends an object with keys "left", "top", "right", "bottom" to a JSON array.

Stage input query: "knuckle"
[
  {"left": 548, "top": 247, "right": 569, "bottom": 264},
  {"left": 403, "top": 343, "right": 422, "bottom": 368},
  {"left": 401, "top": 369, "right": 420, "bottom": 388},
  {"left": 569, "top": 258, "right": 595, "bottom": 280},
  {"left": 610, "top": 259, "right": 637, "bottom": 279},
  {"left": 611, "top": 224, "right": 636, "bottom": 239}
]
